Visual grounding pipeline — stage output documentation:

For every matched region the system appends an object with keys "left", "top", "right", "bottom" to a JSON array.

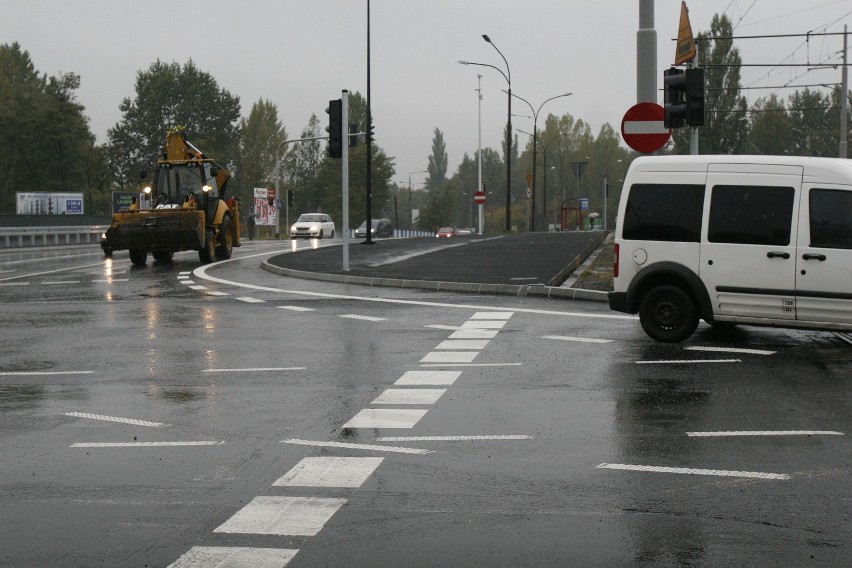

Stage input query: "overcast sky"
[{"left": 2, "top": 1, "right": 850, "bottom": 185}]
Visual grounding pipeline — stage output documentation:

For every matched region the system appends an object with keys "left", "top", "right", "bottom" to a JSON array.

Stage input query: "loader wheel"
[
  {"left": 152, "top": 251, "right": 173, "bottom": 263},
  {"left": 129, "top": 248, "right": 147, "bottom": 266},
  {"left": 215, "top": 216, "right": 233, "bottom": 260},
  {"left": 198, "top": 230, "right": 216, "bottom": 264}
]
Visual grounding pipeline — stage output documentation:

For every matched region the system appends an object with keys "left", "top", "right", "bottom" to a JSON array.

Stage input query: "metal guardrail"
[{"left": 0, "top": 225, "right": 108, "bottom": 248}]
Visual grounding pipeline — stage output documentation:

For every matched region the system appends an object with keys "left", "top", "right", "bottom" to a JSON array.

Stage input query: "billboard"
[
  {"left": 16, "top": 192, "right": 84, "bottom": 215},
  {"left": 253, "top": 187, "right": 277, "bottom": 226}
]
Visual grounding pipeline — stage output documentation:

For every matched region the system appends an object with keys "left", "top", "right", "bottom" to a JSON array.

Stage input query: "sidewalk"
[{"left": 262, "top": 232, "right": 611, "bottom": 301}]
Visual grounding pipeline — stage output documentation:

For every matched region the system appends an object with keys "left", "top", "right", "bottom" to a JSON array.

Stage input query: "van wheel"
[{"left": 639, "top": 285, "right": 698, "bottom": 343}]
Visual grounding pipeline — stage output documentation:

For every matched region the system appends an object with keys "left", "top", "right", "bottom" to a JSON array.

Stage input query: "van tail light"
[{"left": 613, "top": 243, "right": 619, "bottom": 278}]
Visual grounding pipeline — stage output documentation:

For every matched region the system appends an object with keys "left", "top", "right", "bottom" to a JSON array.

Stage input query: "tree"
[
  {"left": 748, "top": 94, "right": 792, "bottom": 155},
  {"left": 787, "top": 88, "right": 836, "bottom": 157},
  {"left": 283, "top": 114, "right": 322, "bottom": 213},
  {"left": 673, "top": 14, "right": 748, "bottom": 155},
  {"left": 0, "top": 42, "right": 99, "bottom": 214},
  {"left": 107, "top": 59, "right": 241, "bottom": 187},
  {"left": 426, "top": 128, "right": 448, "bottom": 192},
  {"left": 232, "top": 98, "right": 286, "bottom": 207}
]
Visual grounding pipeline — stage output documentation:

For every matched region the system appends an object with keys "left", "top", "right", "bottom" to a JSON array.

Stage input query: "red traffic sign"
[
  {"left": 621, "top": 102, "right": 671, "bottom": 153},
  {"left": 473, "top": 191, "right": 486, "bottom": 205}
]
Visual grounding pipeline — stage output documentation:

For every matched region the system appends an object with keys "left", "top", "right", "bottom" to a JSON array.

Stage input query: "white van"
[{"left": 608, "top": 155, "right": 852, "bottom": 342}]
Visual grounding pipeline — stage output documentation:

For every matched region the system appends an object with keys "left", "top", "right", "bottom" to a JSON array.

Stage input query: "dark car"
[
  {"left": 435, "top": 227, "right": 457, "bottom": 238},
  {"left": 355, "top": 218, "right": 393, "bottom": 238}
]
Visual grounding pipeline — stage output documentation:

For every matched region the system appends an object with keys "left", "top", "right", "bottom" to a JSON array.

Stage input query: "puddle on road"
[{"left": 0, "top": 384, "right": 88, "bottom": 411}]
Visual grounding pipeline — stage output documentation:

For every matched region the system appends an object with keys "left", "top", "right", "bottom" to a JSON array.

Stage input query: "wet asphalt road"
[{"left": 0, "top": 240, "right": 850, "bottom": 567}]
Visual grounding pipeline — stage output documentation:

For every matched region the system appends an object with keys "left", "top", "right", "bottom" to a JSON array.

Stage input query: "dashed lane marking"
[
  {"left": 188, "top": 285, "right": 207, "bottom": 291},
  {"left": 685, "top": 346, "right": 776, "bottom": 355},
  {"left": 371, "top": 388, "right": 447, "bottom": 405},
  {"left": 282, "top": 438, "right": 431, "bottom": 455},
  {"left": 543, "top": 335, "right": 613, "bottom": 343},
  {"left": 202, "top": 367, "right": 306, "bottom": 373},
  {"left": 426, "top": 324, "right": 464, "bottom": 331},
  {"left": 597, "top": 463, "right": 790, "bottom": 480},
  {"left": 340, "top": 314, "right": 387, "bottom": 322},
  {"left": 180, "top": 279, "right": 195, "bottom": 284},
  {"left": 205, "top": 291, "right": 230, "bottom": 296},
  {"left": 236, "top": 296, "right": 264, "bottom": 303},
  {"left": 272, "top": 457, "right": 385, "bottom": 488},
  {"left": 687, "top": 430, "right": 844, "bottom": 437},
  {"left": 213, "top": 496, "right": 347, "bottom": 536},
  {"left": 71, "top": 441, "right": 224, "bottom": 448},
  {"left": 419, "top": 362, "right": 522, "bottom": 367},
  {"left": 0, "top": 370, "right": 93, "bottom": 376},
  {"left": 278, "top": 305, "right": 315, "bottom": 311},
  {"left": 42, "top": 280, "right": 80, "bottom": 285},
  {"left": 167, "top": 546, "right": 298, "bottom": 568},
  {"left": 65, "top": 412, "right": 167, "bottom": 427},
  {"left": 92, "top": 278, "right": 129, "bottom": 283},
  {"left": 635, "top": 359, "right": 741, "bottom": 364},
  {"left": 0, "top": 282, "right": 29, "bottom": 286},
  {"left": 378, "top": 435, "right": 531, "bottom": 442},
  {"left": 470, "top": 312, "right": 513, "bottom": 319}
]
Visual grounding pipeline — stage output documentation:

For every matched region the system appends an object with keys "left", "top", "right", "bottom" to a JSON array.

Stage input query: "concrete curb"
[{"left": 260, "top": 241, "right": 610, "bottom": 303}]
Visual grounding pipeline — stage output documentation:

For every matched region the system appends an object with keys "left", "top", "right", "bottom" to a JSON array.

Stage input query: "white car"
[{"left": 290, "top": 213, "right": 335, "bottom": 239}]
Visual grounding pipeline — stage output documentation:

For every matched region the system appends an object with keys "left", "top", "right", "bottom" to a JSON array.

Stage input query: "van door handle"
[
  {"left": 802, "top": 253, "right": 827, "bottom": 261},
  {"left": 766, "top": 251, "right": 790, "bottom": 259}
]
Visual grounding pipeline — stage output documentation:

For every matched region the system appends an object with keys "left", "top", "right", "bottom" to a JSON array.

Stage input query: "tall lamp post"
[
  {"left": 408, "top": 170, "right": 427, "bottom": 230},
  {"left": 273, "top": 137, "right": 289, "bottom": 239},
  {"left": 459, "top": 33, "right": 512, "bottom": 232},
  {"left": 505, "top": 91, "right": 571, "bottom": 231},
  {"left": 518, "top": 129, "right": 562, "bottom": 230}
]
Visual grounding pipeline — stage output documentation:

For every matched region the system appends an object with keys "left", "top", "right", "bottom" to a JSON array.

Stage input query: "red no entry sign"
[
  {"left": 621, "top": 102, "right": 671, "bottom": 153},
  {"left": 473, "top": 191, "right": 486, "bottom": 205}
]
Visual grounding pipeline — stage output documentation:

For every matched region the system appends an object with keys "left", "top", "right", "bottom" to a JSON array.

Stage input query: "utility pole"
[{"left": 841, "top": 25, "right": 848, "bottom": 159}]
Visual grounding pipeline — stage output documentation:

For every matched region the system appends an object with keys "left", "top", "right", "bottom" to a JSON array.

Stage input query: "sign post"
[
  {"left": 473, "top": 190, "right": 486, "bottom": 234},
  {"left": 621, "top": 102, "right": 671, "bottom": 154}
]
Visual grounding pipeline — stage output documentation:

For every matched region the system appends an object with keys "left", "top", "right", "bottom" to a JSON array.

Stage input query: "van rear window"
[
  {"left": 708, "top": 185, "right": 795, "bottom": 246},
  {"left": 622, "top": 184, "right": 704, "bottom": 242}
]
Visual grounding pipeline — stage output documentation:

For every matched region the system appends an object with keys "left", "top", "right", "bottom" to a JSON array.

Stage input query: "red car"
[{"left": 435, "top": 227, "right": 456, "bottom": 238}]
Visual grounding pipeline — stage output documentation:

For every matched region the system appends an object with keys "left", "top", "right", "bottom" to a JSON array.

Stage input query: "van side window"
[
  {"left": 810, "top": 188, "right": 852, "bottom": 249},
  {"left": 708, "top": 185, "right": 795, "bottom": 246},
  {"left": 622, "top": 184, "right": 704, "bottom": 242}
]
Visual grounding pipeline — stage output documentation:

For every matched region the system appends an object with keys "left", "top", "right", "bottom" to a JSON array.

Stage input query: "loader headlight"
[
  {"left": 202, "top": 185, "right": 212, "bottom": 193},
  {"left": 143, "top": 186, "right": 152, "bottom": 195}
]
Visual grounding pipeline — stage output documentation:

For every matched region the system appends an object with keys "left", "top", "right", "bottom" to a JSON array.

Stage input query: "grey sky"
[{"left": 2, "top": 1, "right": 850, "bottom": 185}]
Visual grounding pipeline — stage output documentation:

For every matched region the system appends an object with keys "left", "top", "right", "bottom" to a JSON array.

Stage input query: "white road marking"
[
  {"left": 205, "top": 291, "right": 230, "bottom": 296},
  {"left": 510, "top": 277, "right": 538, "bottom": 281},
  {"left": 685, "top": 346, "right": 776, "bottom": 355},
  {"left": 461, "top": 320, "right": 506, "bottom": 329},
  {"left": 543, "top": 335, "right": 613, "bottom": 343},
  {"left": 42, "top": 280, "right": 79, "bottom": 285},
  {"left": 180, "top": 279, "right": 195, "bottom": 284},
  {"left": 0, "top": 370, "right": 92, "bottom": 376},
  {"left": 635, "top": 359, "right": 741, "bottom": 364},
  {"left": 202, "top": 367, "right": 306, "bottom": 373},
  {"left": 281, "top": 438, "right": 431, "bottom": 455},
  {"left": 371, "top": 388, "right": 447, "bottom": 405},
  {"left": 419, "top": 362, "right": 522, "bottom": 367},
  {"left": 470, "top": 312, "right": 513, "bottom": 320},
  {"left": 426, "top": 324, "right": 464, "bottom": 331},
  {"left": 435, "top": 339, "right": 490, "bottom": 350},
  {"left": 64, "top": 412, "right": 167, "bottom": 427},
  {"left": 273, "top": 457, "right": 384, "bottom": 488},
  {"left": 167, "top": 546, "right": 298, "bottom": 568},
  {"left": 448, "top": 329, "right": 499, "bottom": 339},
  {"left": 340, "top": 314, "right": 386, "bottom": 321},
  {"left": 92, "top": 278, "right": 129, "bottom": 283},
  {"left": 420, "top": 351, "right": 478, "bottom": 363},
  {"left": 71, "top": 441, "right": 224, "bottom": 447},
  {"left": 0, "top": 261, "right": 107, "bottom": 282},
  {"left": 0, "top": 282, "right": 29, "bottom": 286},
  {"left": 278, "top": 305, "right": 315, "bottom": 311},
  {"left": 378, "top": 435, "right": 531, "bottom": 442},
  {"left": 394, "top": 370, "right": 462, "bottom": 386},
  {"left": 178, "top": 271, "right": 192, "bottom": 276},
  {"left": 596, "top": 463, "right": 790, "bottom": 480},
  {"left": 193, "top": 257, "right": 636, "bottom": 321},
  {"left": 342, "top": 408, "right": 429, "bottom": 429},
  {"left": 188, "top": 285, "right": 207, "bottom": 291},
  {"left": 687, "top": 430, "right": 844, "bottom": 437},
  {"left": 214, "top": 496, "right": 346, "bottom": 536},
  {"left": 236, "top": 296, "right": 264, "bottom": 303}
]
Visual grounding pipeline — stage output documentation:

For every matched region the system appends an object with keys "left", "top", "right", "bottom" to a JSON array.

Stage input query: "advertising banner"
[
  {"left": 16, "top": 192, "right": 84, "bottom": 215},
  {"left": 253, "top": 187, "right": 277, "bottom": 226}
]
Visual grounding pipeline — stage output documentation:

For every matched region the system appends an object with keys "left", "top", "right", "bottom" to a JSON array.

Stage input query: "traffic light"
[
  {"left": 685, "top": 67, "right": 705, "bottom": 127},
  {"left": 663, "top": 67, "right": 687, "bottom": 129},
  {"left": 287, "top": 189, "right": 294, "bottom": 208},
  {"left": 325, "top": 99, "right": 342, "bottom": 159}
]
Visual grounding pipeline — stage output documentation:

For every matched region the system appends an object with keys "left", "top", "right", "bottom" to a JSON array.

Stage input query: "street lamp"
[
  {"left": 505, "top": 91, "right": 572, "bottom": 231},
  {"left": 408, "top": 170, "right": 427, "bottom": 230},
  {"left": 517, "top": 129, "right": 563, "bottom": 230},
  {"left": 459, "top": 33, "right": 512, "bottom": 232}
]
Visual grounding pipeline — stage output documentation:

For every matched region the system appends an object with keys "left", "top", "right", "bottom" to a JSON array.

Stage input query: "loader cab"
[{"left": 150, "top": 161, "right": 220, "bottom": 218}]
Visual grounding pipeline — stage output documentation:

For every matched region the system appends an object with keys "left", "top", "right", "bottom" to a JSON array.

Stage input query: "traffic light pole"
[{"left": 342, "top": 90, "right": 350, "bottom": 271}]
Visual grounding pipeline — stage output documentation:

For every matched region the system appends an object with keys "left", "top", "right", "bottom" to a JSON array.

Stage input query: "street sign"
[
  {"left": 473, "top": 191, "right": 486, "bottom": 205},
  {"left": 675, "top": 1, "right": 696, "bottom": 65},
  {"left": 621, "top": 102, "right": 671, "bottom": 153}
]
